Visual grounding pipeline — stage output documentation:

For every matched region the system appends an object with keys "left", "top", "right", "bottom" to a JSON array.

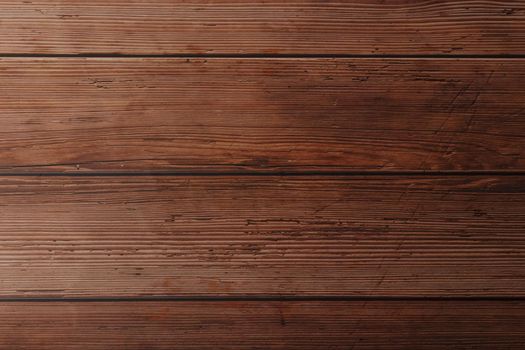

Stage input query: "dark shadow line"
[
  {"left": 2, "top": 53, "right": 525, "bottom": 59},
  {"left": 0, "top": 295, "right": 524, "bottom": 302},
  {"left": 0, "top": 170, "right": 524, "bottom": 177}
]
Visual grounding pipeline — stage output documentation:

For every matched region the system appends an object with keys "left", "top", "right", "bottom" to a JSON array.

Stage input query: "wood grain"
[
  {"left": 1, "top": 1, "right": 524, "bottom": 55},
  {"left": 1, "top": 175, "right": 524, "bottom": 297},
  {"left": 2, "top": 1, "right": 523, "bottom": 347},
  {"left": 1, "top": 301, "right": 524, "bottom": 349},
  {"left": 1, "top": 58, "right": 525, "bottom": 173}
]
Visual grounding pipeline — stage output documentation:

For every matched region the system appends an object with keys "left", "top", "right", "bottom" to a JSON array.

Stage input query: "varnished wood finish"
[
  {"left": 1, "top": 301, "right": 524, "bottom": 349},
  {"left": 1, "top": 1, "right": 525, "bottom": 55},
  {"left": 1, "top": 175, "right": 524, "bottom": 297},
  {"left": 1, "top": 58, "right": 525, "bottom": 173}
]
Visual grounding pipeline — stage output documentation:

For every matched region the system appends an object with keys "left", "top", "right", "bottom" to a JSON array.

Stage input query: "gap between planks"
[
  {"left": 1, "top": 170, "right": 525, "bottom": 177},
  {"left": 2, "top": 54, "right": 525, "bottom": 59},
  {"left": 1, "top": 295, "right": 525, "bottom": 303}
]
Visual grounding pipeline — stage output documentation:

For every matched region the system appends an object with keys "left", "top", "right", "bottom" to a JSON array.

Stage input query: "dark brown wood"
[
  {"left": 1, "top": 1, "right": 525, "bottom": 55},
  {"left": 1, "top": 0, "right": 523, "bottom": 347},
  {"left": 1, "top": 58, "right": 525, "bottom": 173},
  {"left": 1, "top": 175, "right": 524, "bottom": 297},
  {"left": 1, "top": 301, "right": 524, "bottom": 349}
]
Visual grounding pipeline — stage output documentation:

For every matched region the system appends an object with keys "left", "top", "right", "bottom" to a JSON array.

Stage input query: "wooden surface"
[
  {"left": 1, "top": 175, "right": 524, "bottom": 297},
  {"left": 1, "top": 0, "right": 524, "bottom": 348},
  {"left": 1, "top": 1, "right": 525, "bottom": 55},
  {"left": 1, "top": 58, "right": 525, "bottom": 173},
  {"left": 1, "top": 301, "right": 524, "bottom": 349}
]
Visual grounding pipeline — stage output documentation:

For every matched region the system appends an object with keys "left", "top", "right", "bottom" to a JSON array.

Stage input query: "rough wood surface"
[
  {"left": 1, "top": 58, "right": 525, "bottom": 173},
  {"left": 1, "top": 175, "right": 524, "bottom": 297},
  {"left": 1, "top": 301, "right": 524, "bottom": 349},
  {"left": 2, "top": 0, "right": 524, "bottom": 347},
  {"left": 1, "top": 1, "right": 525, "bottom": 55}
]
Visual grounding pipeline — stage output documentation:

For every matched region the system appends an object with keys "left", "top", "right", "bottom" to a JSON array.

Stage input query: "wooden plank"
[
  {"left": 1, "top": 1, "right": 524, "bottom": 55},
  {"left": 1, "top": 301, "right": 524, "bottom": 349},
  {"left": 1, "top": 58, "right": 525, "bottom": 173},
  {"left": 1, "top": 175, "right": 525, "bottom": 297}
]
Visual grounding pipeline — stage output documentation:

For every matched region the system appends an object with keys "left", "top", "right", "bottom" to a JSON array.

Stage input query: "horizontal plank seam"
[
  {"left": 3, "top": 53, "right": 525, "bottom": 59},
  {"left": 1, "top": 296, "right": 525, "bottom": 302},
  {"left": 1, "top": 170, "right": 525, "bottom": 177}
]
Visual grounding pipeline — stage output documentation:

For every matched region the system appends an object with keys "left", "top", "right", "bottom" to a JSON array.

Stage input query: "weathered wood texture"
[
  {"left": 1, "top": 175, "right": 524, "bottom": 297},
  {"left": 2, "top": 0, "right": 524, "bottom": 347},
  {"left": 1, "top": 1, "right": 525, "bottom": 55},
  {"left": 1, "top": 58, "right": 524, "bottom": 173},
  {"left": 1, "top": 301, "right": 524, "bottom": 349}
]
